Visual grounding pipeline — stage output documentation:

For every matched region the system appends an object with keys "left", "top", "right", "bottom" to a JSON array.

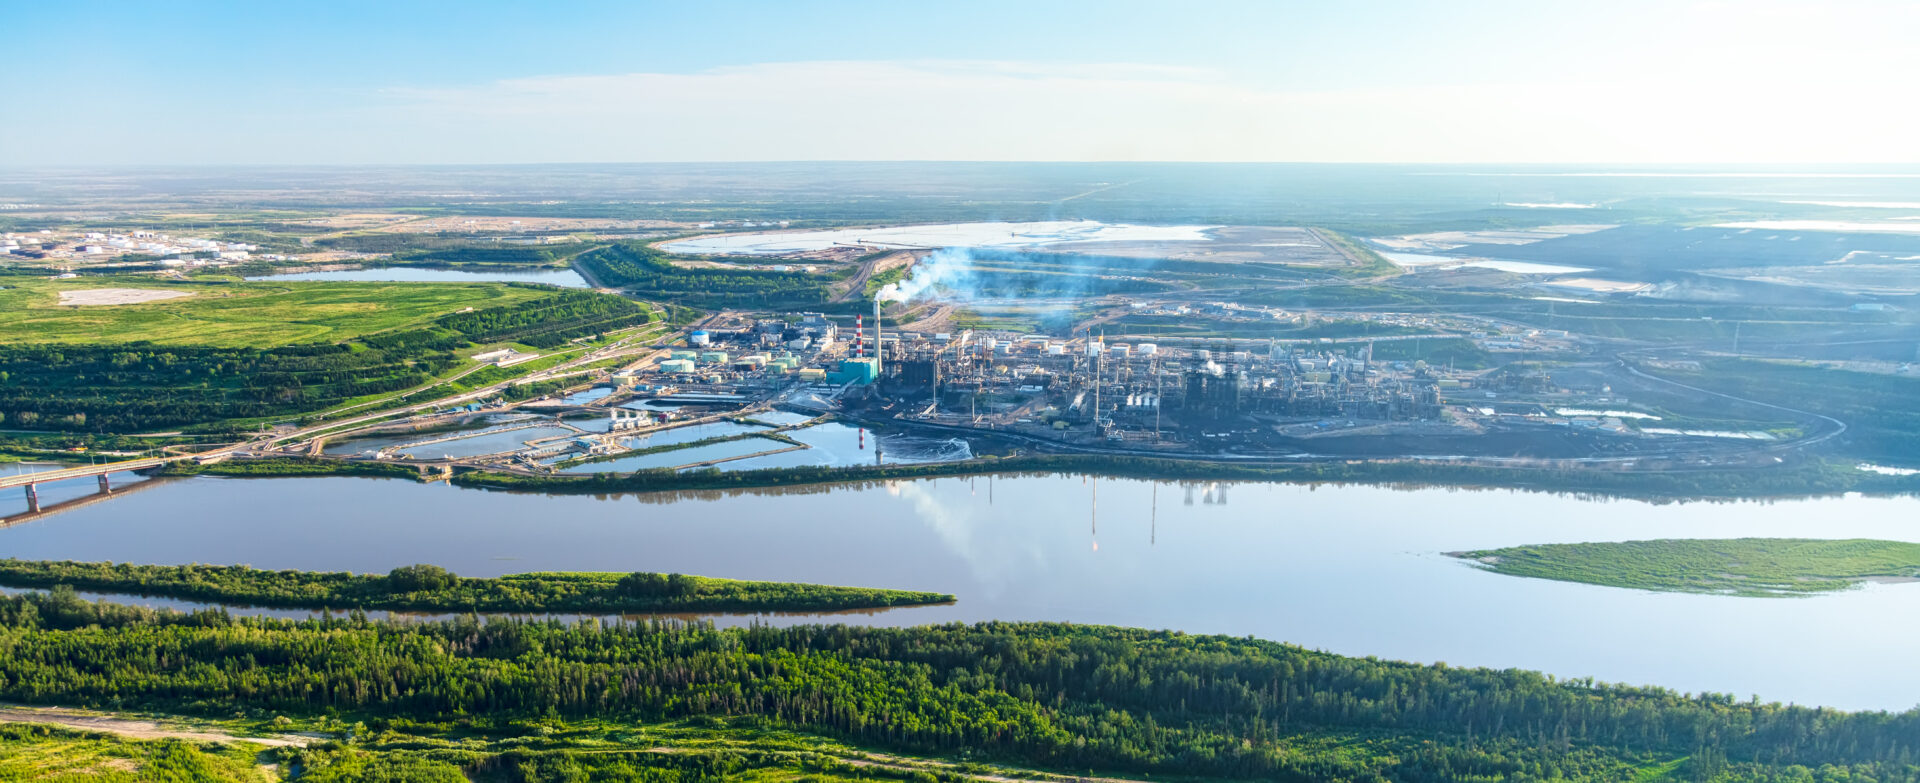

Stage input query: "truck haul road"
[{"left": 246, "top": 324, "right": 683, "bottom": 453}]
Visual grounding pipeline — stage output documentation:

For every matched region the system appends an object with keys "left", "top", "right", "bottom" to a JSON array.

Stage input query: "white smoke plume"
[{"left": 877, "top": 247, "right": 979, "bottom": 304}]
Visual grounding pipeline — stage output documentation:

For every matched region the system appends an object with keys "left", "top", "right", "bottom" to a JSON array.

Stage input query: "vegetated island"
[
  {"left": 0, "top": 560, "right": 953, "bottom": 614},
  {"left": 1452, "top": 538, "right": 1920, "bottom": 597}
]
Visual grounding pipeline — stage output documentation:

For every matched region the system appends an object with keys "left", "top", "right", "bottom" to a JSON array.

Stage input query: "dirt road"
[{"left": 0, "top": 704, "right": 318, "bottom": 747}]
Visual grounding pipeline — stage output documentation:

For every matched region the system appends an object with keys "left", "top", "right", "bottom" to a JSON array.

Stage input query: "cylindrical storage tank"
[
  {"left": 689, "top": 330, "right": 711, "bottom": 346},
  {"left": 1111, "top": 344, "right": 1131, "bottom": 357},
  {"left": 1193, "top": 349, "right": 1212, "bottom": 361},
  {"left": 1046, "top": 343, "right": 1065, "bottom": 355},
  {"left": 660, "top": 359, "right": 695, "bottom": 373},
  {"left": 1137, "top": 343, "right": 1159, "bottom": 356}
]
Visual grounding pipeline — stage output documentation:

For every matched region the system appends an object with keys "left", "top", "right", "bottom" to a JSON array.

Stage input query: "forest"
[
  {"left": 0, "top": 589, "right": 1915, "bottom": 782},
  {"left": 0, "top": 287, "right": 650, "bottom": 432},
  {"left": 433, "top": 290, "right": 652, "bottom": 348},
  {"left": 574, "top": 242, "right": 839, "bottom": 308},
  {"left": 0, "top": 559, "right": 953, "bottom": 614}
]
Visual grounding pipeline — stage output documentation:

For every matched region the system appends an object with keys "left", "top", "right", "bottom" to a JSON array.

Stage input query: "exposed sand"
[
  {"left": 0, "top": 703, "right": 316, "bottom": 747},
  {"left": 56, "top": 288, "right": 192, "bottom": 306},
  {"left": 1542, "top": 277, "right": 1652, "bottom": 293}
]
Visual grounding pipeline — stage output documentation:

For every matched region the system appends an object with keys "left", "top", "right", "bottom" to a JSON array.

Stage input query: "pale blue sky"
[{"left": 5, "top": 0, "right": 1917, "bottom": 164}]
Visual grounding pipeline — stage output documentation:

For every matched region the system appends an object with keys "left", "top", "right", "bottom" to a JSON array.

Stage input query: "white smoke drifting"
[{"left": 877, "top": 247, "right": 979, "bottom": 304}]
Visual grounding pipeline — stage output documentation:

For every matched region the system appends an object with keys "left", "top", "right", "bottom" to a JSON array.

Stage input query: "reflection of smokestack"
[{"left": 873, "top": 299, "right": 883, "bottom": 377}]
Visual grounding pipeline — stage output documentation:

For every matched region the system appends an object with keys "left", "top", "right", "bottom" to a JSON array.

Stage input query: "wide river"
[{"left": 3, "top": 472, "right": 1917, "bottom": 711}]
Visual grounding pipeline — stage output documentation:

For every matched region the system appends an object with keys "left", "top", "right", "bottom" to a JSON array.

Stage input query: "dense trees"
[
  {"left": 0, "top": 591, "right": 1914, "bottom": 782},
  {"left": 0, "top": 288, "right": 650, "bottom": 432},
  {"left": 434, "top": 290, "right": 650, "bottom": 348},
  {"left": 0, "top": 559, "right": 953, "bottom": 613},
  {"left": 575, "top": 243, "right": 837, "bottom": 308}
]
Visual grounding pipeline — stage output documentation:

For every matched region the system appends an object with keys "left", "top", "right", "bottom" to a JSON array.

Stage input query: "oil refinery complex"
[{"left": 291, "top": 294, "right": 1816, "bottom": 481}]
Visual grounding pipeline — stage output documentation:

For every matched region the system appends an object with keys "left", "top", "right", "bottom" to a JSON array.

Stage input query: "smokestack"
[{"left": 873, "top": 299, "right": 884, "bottom": 377}]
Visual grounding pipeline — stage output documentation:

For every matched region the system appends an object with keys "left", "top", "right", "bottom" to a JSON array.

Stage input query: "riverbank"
[
  {"left": 0, "top": 560, "right": 953, "bottom": 614},
  {"left": 453, "top": 453, "right": 1920, "bottom": 501},
  {"left": 162, "top": 453, "right": 1920, "bottom": 501},
  {"left": 157, "top": 457, "right": 427, "bottom": 480}
]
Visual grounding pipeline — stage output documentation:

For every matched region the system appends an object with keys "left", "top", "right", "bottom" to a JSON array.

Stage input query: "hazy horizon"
[{"left": 8, "top": 0, "right": 1919, "bottom": 166}]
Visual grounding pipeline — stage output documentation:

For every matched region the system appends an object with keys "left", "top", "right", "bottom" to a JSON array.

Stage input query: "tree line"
[
  {"left": 0, "top": 590, "right": 1914, "bottom": 782},
  {"left": 0, "top": 559, "right": 952, "bottom": 614},
  {"left": 574, "top": 243, "right": 838, "bottom": 309}
]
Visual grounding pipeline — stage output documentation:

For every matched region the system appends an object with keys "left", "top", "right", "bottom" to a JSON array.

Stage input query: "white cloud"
[{"left": 331, "top": 58, "right": 1919, "bottom": 164}]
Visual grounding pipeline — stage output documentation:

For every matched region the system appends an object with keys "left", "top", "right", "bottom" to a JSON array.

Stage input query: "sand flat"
[{"left": 57, "top": 287, "right": 193, "bottom": 306}]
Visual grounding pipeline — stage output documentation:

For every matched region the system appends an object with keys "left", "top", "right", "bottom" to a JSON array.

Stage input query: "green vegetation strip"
[
  {"left": 0, "top": 724, "right": 265, "bottom": 782},
  {"left": 1, "top": 589, "right": 1916, "bottom": 782},
  {"left": 451, "top": 452, "right": 1920, "bottom": 501},
  {"left": 159, "top": 456, "right": 425, "bottom": 480},
  {"left": 1454, "top": 538, "right": 1920, "bottom": 596},
  {"left": 0, "top": 560, "right": 952, "bottom": 614}
]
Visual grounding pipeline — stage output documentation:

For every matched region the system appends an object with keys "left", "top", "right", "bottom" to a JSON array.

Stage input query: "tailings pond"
[{"left": 2, "top": 473, "right": 1917, "bottom": 711}]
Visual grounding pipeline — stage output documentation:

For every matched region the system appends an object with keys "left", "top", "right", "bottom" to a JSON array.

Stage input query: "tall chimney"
[{"left": 872, "top": 299, "right": 884, "bottom": 377}]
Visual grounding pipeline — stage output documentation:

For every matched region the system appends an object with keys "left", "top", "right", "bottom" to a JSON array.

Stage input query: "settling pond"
[{"left": 2, "top": 473, "right": 1917, "bottom": 712}]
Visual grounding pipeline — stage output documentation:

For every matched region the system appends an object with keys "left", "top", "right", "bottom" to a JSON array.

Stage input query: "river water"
[{"left": 2, "top": 473, "right": 1917, "bottom": 711}]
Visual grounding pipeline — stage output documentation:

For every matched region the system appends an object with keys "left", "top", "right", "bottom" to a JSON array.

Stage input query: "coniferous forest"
[{"left": 0, "top": 589, "right": 1914, "bottom": 782}]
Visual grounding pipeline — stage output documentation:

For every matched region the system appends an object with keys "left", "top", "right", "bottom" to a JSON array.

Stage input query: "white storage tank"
[
  {"left": 1046, "top": 343, "right": 1066, "bottom": 356},
  {"left": 1137, "top": 343, "right": 1159, "bottom": 356}
]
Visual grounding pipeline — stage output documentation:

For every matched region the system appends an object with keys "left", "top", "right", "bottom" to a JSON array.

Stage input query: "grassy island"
[
  {"left": 1453, "top": 538, "right": 1920, "bottom": 596},
  {"left": 0, "top": 560, "right": 953, "bottom": 614}
]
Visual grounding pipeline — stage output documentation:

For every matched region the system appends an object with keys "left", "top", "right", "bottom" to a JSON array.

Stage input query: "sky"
[{"left": 5, "top": 0, "right": 1919, "bottom": 165}]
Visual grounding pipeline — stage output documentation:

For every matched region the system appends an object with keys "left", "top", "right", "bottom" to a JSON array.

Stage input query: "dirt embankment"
[{"left": 0, "top": 704, "right": 319, "bottom": 748}]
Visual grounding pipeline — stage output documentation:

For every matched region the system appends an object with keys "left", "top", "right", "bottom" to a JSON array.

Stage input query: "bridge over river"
[{"left": 3, "top": 457, "right": 170, "bottom": 514}]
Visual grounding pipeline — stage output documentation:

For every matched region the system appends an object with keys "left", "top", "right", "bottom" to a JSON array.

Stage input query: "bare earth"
[
  {"left": 56, "top": 288, "right": 193, "bottom": 306},
  {"left": 0, "top": 704, "right": 316, "bottom": 747}
]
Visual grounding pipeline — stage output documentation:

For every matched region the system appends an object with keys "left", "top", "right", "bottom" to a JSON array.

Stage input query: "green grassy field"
[
  {"left": 0, "top": 277, "right": 549, "bottom": 348},
  {"left": 1454, "top": 538, "right": 1920, "bottom": 596},
  {"left": 0, "top": 724, "right": 266, "bottom": 782}
]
